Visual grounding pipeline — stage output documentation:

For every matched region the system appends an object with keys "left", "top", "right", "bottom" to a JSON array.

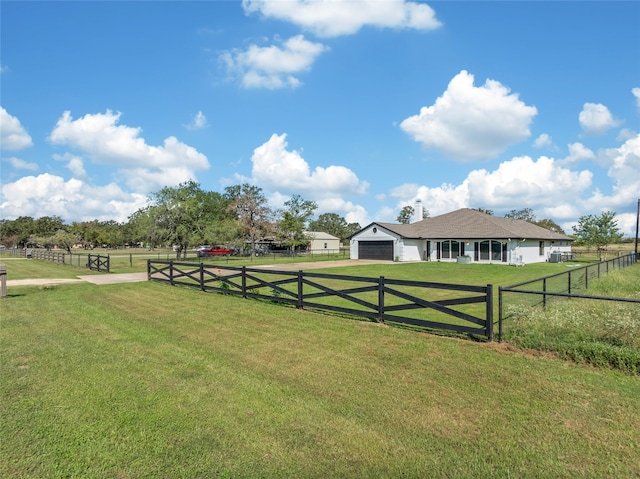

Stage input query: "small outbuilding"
[
  {"left": 349, "top": 208, "right": 573, "bottom": 265},
  {"left": 306, "top": 231, "right": 341, "bottom": 254}
]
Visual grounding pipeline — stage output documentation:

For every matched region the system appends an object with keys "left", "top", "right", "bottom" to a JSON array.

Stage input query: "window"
[
  {"left": 451, "top": 240, "right": 460, "bottom": 259},
  {"left": 479, "top": 241, "right": 490, "bottom": 260},
  {"left": 491, "top": 241, "right": 502, "bottom": 261},
  {"left": 539, "top": 241, "right": 545, "bottom": 255},
  {"left": 442, "top": 241, "right": 450, "bottom": 259},
  {"left": 324, "top": 242, "right": 327, "bottom": 249}
]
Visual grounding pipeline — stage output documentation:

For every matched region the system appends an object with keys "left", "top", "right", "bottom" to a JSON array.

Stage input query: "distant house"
[
  {"left": 307, "top": 231, "right": 341, "bottom": 254},
  {"left": 349, "top": 208, "right": 573, "bottom": 265}
]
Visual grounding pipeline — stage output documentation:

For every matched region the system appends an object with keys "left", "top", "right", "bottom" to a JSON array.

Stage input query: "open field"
[{"left": 2, "top": 266, "right": 640, "bottom": 477}]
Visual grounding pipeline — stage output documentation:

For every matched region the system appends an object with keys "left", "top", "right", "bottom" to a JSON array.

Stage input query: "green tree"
[
  {"left": 308, "top": 213, "right": 361, "bottom": 242},
  {"left": 276, "top": 195, "right": 317, "bottom": 253},
  {"left": 0, "top": 216, "right": 36, "bottom": 247},
  {"left": 224, "top": 183, "right": 273, "bottom": 258},
  {"left": 504, "top": 208, "right": 536, "bottom": 223},
  {"left": 397, "top": 205, "right": 428, "bottom": 224},
  {"left": 53, "top": 230, "right": 78, "bottom": 253},
  {"left": 535, "top": 218, "right": 565, "bottom": 234},
  {"left": 149, "top": 181, "right": 229, "bottom": 259},
  {"left": 474, "top": 208, "right": 494, "bottom": 215},
  {"left": 34, "top": 216, "right": 66, "bottom": 237},
  {"left": 572, "top": 211, "right": 623, "bottom": 260}
]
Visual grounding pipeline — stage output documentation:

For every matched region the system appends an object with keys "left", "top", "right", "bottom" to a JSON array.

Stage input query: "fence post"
[
  {"left": 486, "top": 284, "right": 494, "bottom": 341},
  {"left": 200, "top": 263, "right": 205, "bottom": 291},
  {"left": 147, "top": 259, "right": 151, "bottom": 280},
  {"left": 497, "top": 286, "right": 503, "bottom": 343},
  {"left": 130, "top": 253, "right": 133, "bottom": 268},
  {"left": 297, "top": 270, "right": 304, "bottom": 310},
  {"left": 242, "top": 266, "right": 247, "bottom": 299},
  {"left": 543, "top": 278, "right": 547, "bottom": 309},
  {"left": 568, "top": 270, "right": 572, "bottom": 295},
  {"left": 0, "top": 264, "right": 6, "bottom": 298},
  {"left": 378, "top": 276, "right": 385, "bottom": 323},
  {"left": 170, "top": 261, "right": 174, "bottom": 286}
]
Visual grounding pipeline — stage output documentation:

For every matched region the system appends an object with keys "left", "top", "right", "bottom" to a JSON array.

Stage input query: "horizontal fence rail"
[
  {"left": 498, "top": 253, "right": 638, "bottom": 341},
  {"left": 148, "top": 260, "right": 495, "bottom": 340}
]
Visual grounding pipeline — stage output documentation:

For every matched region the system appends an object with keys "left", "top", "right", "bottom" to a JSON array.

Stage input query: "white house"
[
  {"left": 349, "top": 208, "right": 573, "bottom": 265},
  {"left": 307, "top": 231, "right": 341, "bottom": 254}
]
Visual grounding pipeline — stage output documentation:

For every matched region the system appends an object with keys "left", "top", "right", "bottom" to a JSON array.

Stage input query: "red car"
[{"left": 196, "top": 245, "right": 234, "bottom": 257}]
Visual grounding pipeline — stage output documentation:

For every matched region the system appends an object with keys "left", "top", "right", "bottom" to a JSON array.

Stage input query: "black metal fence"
[
  {"left": 148, "top": 260, "right": 495, "bottom": 340},
  {"left": 498, "top": 253, "right": 638, "bottom": 339}
]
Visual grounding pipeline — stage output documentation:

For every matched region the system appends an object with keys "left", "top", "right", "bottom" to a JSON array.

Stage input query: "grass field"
[{"left": 1, "top": 259, "right": 639, "bottom": 478}]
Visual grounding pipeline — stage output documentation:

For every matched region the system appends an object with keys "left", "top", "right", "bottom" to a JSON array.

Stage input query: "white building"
[
  {"left": 350, "top": 208, "right": 573, "bottom": 265},
  {"left": 307, "top": 231, "right": 341, "bottom": 254}
]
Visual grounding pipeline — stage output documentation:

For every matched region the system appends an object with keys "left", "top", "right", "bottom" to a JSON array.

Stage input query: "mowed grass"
[{"left": 2, "top": 278, "right": 640, "bottom": 478}]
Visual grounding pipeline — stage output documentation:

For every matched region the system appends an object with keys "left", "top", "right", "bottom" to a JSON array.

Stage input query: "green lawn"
[{"left": 2, "top": 277, "right": 639, "bottom": 478}]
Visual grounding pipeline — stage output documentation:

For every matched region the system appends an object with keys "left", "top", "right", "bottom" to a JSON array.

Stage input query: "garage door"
[{"left": 358, "top": 240, "right": 394, "bottom": 260}]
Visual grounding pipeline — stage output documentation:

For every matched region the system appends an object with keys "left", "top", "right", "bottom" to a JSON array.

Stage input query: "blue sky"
[{"left": 1, "top": 0, "right": 639, "bottom": 236}]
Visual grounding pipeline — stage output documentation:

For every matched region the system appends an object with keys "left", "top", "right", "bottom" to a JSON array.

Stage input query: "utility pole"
[{"left": 635, "top": 198, "right": 639, "bottom": 255}]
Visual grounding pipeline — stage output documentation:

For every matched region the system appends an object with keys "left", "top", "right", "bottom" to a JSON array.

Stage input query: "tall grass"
[{"left": 504, "top": 267, "right": 640, "bottom": 374}]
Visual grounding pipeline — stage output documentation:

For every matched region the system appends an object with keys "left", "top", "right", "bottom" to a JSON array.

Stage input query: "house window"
[
  {"left": 479, "top": 241, "right": 490, "bottom": 260},
  {"left": 439, "top": 240, "right": 461, "bottom": 259},
  {"left": 324, "top": 242, "right": 327, "bottom": 249},
  {"left": 539, "top": 241, "right": 545, "bottom": 255},
  {"left": 451, "top": 240, "right": 460, "bottom": 259},
  {"left": 491, "top": 241, "right": 502, "bottom": 261},
  {"left": 442, "top": 241, "right": 450, "bottom": 259}
]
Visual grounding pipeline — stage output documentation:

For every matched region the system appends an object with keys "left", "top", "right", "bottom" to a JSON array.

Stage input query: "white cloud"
[
  {"left": 391, "top": 182, "right": 468, "bottom": 218},
  {"left": 220, "top": 35, "right": 328, "bottom": 89},
  {"left": 48, "top": 110, "right": 209, "bottom": 193},
  {"left": 632, "top": 87, "right": 640, "bottom": 110},
  {"left": 563, "top": 142, "right": 595, "bottom": 164},
  {"left": 388, "top": 155, "right": 593, "bottom": 222},
  {"left": 4, "top": 157, "right": 38, "bottom": 171},
  {"left": 582, "top": 133, "right": 640, "bottom": 211},
  {"left": 0, "top": 107, "right": 33, "bottom": 150},
  {"left": 250, "top": 133, "right": 369, "bottom": 198},
  {"left": 185, "top": 111, "right": 208, "bottom": 130},
  {"left": 242, "top": 0, "right": 441, "bottom": 38},
  {"left": 533, "top": 133, "right": 552, "bottom": 148},
  {"left": 578, "top": 102, "right": 620, "bottom": 136},
  {"left": 0, "top": 173, "right": 148, "bottom": 222},
  {"left": 400, "top": 70, "right": 538, "bottom": 161}
]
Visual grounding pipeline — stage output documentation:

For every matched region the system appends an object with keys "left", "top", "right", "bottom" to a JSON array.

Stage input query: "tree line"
[
  {"left": 0, "top": 184, "right": 625, "bottom": 257},
  {"left": 0, "top": 182, "right": 362, "bottom": 258}
]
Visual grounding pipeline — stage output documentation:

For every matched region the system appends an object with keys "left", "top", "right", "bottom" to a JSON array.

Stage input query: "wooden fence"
[
  {"left": 87, "top": 254, "right": 110, "bottom": 273},
  {"left": 148, "top": 260, "right": 495, "bottom": 340}
]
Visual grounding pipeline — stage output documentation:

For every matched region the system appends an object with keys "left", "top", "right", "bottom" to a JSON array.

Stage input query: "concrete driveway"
[
  {"left": 7, "top": 272, "right": 148, "bottom": 287},
  {"left": 5, "top": 259, "right": 391, "bottom": 287}
]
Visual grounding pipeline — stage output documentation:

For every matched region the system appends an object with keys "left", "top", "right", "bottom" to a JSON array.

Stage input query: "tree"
[
  {"left": 225, "top": 183, "right": 273, "bottom": 258},
  {"left": 150, "top": 181, "right": 217, "bottom": 259},
  {"left": 474, "top": 208, "right": 494, "bottom": 216},
  {"left": 53, "top": 230, "right": 78, "bottom": 253},
  {"left": 504, "top": 208, "right": 536, "bottom": 223},
  {"left": 397, "top": 206, "right": 414, "bottom": 224},
  {"left": 397, "top": 205, "right": 428, "bottom": 224},
  {"left": 0, "top": 216, "right": 36, "bottom": 247},
  {"left": 535, "top": 218, "right": 565, "bottom": 234},
  {"left": 572, "top": 211, "right": 623, "bottom": 260},
  {"left": 276, "top": 195, "right": 317, "bottom": 253},
  {"left": 308, "top": 213, "right": 361, "bottom": 242},
  {"left": 34, "top": 215, "right": 66, "bottom": 237}
]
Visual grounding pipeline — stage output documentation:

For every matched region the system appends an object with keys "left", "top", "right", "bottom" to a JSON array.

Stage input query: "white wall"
[
  {"left": 401, "top": 239, "right": 427, "bottom": 261},
  {"left": 350, "top": 225, "right": 399, "bottom": 260}
]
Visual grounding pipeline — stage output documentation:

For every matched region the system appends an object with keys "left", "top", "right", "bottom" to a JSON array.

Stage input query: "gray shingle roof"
[{"left": 375, "top": 208, "right": 572, "bottom": 241}]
